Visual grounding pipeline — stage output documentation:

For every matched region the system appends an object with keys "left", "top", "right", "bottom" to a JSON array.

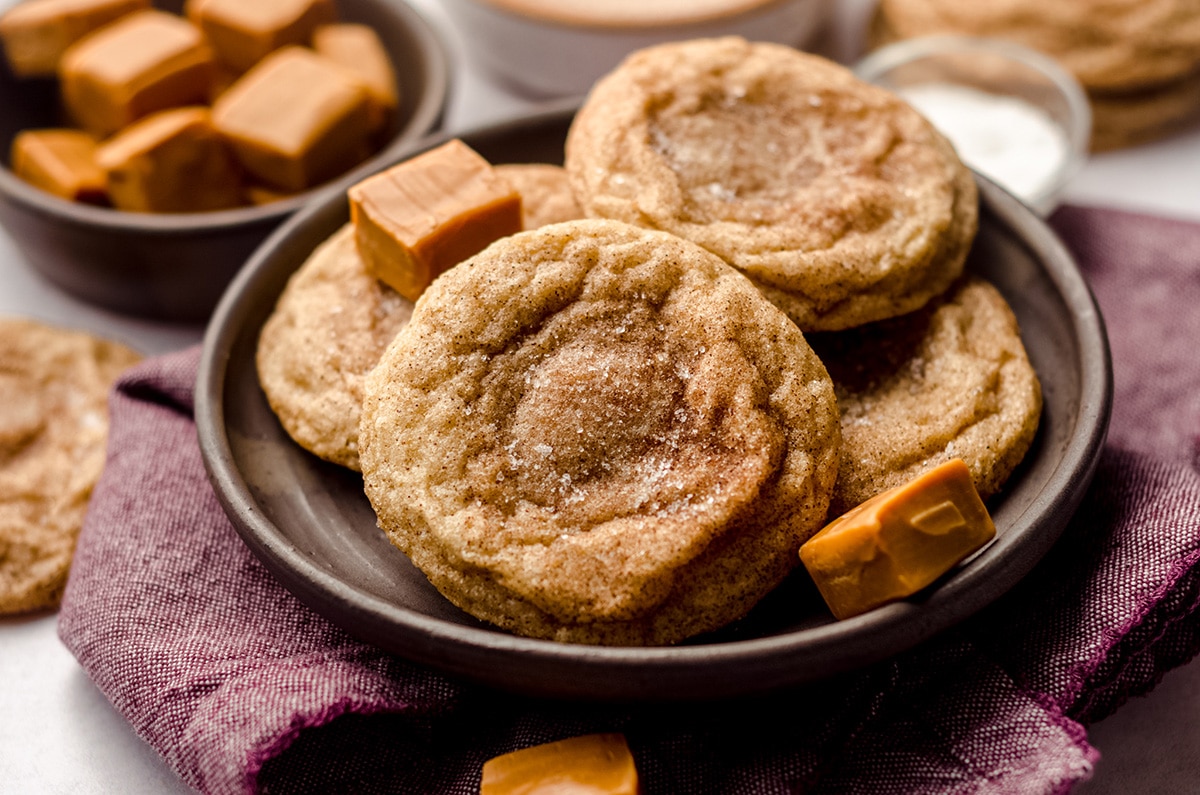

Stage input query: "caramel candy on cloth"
[
  {"left": 186, "top": 0, "right": 334, "bottom": 73},
  {"left": 212, "top": 46, "right": 372, "bottom": 192},
  {"left": 0, "top": 317, "right": 140, "bottom": 614},
  {"left": 0, "top": 0, "right": 147, "bottom": 78},
  {"left": 481, "top": 734, "right": 640, "bottom": 795},
  {"left": 359, "top": 218, "right": 841, "bottom": 646},
  {"left": 10, "top": 128, "right": 108, "bottom": 204},
  {"left": 565, "top": 37, "right": 978, "bottom": 332},
  {"left": 800, "top": 458, "right": 996, "bottom": 620},
  {"left": 349, "top": 139, "right": 522, "bottom": 301},
  {"left": 58, "top": 9, "right": 214, "bottom": 138},
  {"left": 96, "top": 106, "right": 243, "bottom": 213},
  {"left": 312, "top": 23, "right": 398, "bottom": 135}
]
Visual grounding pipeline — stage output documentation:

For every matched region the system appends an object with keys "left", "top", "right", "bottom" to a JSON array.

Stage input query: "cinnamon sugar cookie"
[
  {"left": 0, "top": 317, "right": 140, "bottom": 614},
  {"left": 807, "top": 276, "right": 1041, "bottom": 516},
  {"left": 495, "top": 163, "right": 584, "bottom": 229},
  {"left": 565, "top": 36, "right": 978, "bottom": 332},
  {"left": 360, "top": 218, "right": 841, "bottom": 645},
  {"left": 257, "top": 224, "right": 414, "bottom": 471}
]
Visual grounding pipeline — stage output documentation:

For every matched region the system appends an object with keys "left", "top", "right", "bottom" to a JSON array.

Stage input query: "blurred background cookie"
[
  {"left": 565, "top": 36, "right": 978, "bottom": 331},
  {"left": 0, "top": 317, "right": 140, "bottom": 614},
  {"left": 808, "top": 275, "right": 1042, "bottom": 517},
  {"left": 360, "top": 218, "right": 841, "bottom": 645},
  {"left": 868, "top": 0, "right": 1200, "bottom": 149}
]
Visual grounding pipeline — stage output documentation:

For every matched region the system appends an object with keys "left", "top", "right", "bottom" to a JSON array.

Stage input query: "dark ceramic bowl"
[
  {"left": 0, "top": 0, "right": 449, "bottom": 323},
  {"left": 197, "top": 103, "right": 1111, "bottom": 701}
]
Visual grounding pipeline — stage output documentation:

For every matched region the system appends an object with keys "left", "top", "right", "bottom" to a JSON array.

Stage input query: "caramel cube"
[
  {"left": 211, "top": 46, "right": 372, "bottom": 192},
  {"left": 59, "top": 9, "right": 214, "bottom": 137},
  {"left": 95, "top": 106, "right": 244, "bottom": 213},
  {"left": 799, "top": 458, "right": 996, "bottom": 620},
  {"left": 348, "top": 139, "right": 522, "bottom": 301},
  {"left": 10, "top": 128, "right": 108, "bottom": 204},
  {"left": 185, "top": 0, "right": 334, "bottom": 73},
  {"left": 481, "top": 734, "right": 640, "bottom": 795},
  {"left": 0, "top": 0, "right": 148, "bottom": 78},
  {"left": 312, "top": 23, "right": 398, "bottom": 134}
]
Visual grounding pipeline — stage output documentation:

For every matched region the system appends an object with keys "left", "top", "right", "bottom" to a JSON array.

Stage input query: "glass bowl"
[{"left": 855, "top": 35, "right": 1091, "bottom": 216}]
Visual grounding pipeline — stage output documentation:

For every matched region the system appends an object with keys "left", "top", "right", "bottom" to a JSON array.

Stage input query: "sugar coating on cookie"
[
  {"left": 873, "top": 0, "right": 1200, "bottom": 92},
  {"left": 360, "top": 218, "right": 842, "bottom": 645},
  {"left": 0, "top": 317, "right": 141, "bottom": 614},
  {"left": 565, "top": 36, "right": 978, "bottom": 332},
  {"left": 257, "top": 224, "right": 414, "bottom": 471},
  {"left": 494, "top": 163, "right": 584, "bottom": 229},
  {"left": 807, "top": 276, "right": 1042, "bottom": 516}
]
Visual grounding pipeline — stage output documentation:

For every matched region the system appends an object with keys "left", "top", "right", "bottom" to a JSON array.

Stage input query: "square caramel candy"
[
  {"left": 348, "top": 139, "right": 522, "bottom": 301},
  {"left": 95, "top": 106, "right": 244, "bottom": 213},
  {"left": 185, "top": 0, "right": 334, "bottom": 73},
  {"left": 59, "top": 9, "right": 214, "bottom": 138},
  {"left": 10, "top": 128, "right": 108, "bottom": 205},
  {"left": 312, "top": 23, "right": 398, "bottom": 134},
  {"left": 0, "top": 0, "right": 148, "bottom": 77},
  {"left": 211, "top": 46, "right": 372, "bottom": 192}
]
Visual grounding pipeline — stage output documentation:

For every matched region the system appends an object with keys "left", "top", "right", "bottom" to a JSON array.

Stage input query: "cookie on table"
[
  {"left": 807, "top": 275, "right": 1042, "bottom": 516},
  {"left": 256, "top": 223, "right": 414, "bottom": 471},
  {"left": 0, "top": 317, "right": 141, "bottom": 614},
  {"left": 360, "top": 218, "right": 842, "bottom": 646},
  {"left": 564, "top": 36, "right": 978, "bottom": 332},
  {"left": 494, "top": 163, "right": 584, "bottom": 229}
]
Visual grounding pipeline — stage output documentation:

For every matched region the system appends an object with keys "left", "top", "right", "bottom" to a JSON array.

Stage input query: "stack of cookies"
[
  {"left": 869, "top": 0, "right": 1200, "bottom": 150},
  {"left": 257, "top": 37, "right": 1042, "bottom": 646}
]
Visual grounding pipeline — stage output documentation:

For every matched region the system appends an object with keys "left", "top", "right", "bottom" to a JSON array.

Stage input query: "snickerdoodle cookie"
[
  {"left": 0, "top": 317, "right": 140, "bottom": 614},
  {"left": 807, "top": 275, "right": 1041, "bottom": 516},
  {"left": 257, "top": 224, "right": 414, "bottom": 471},
  {"left": 359, "top": 218, "right": 842, "bottom": 645},
  {"left": 495, "top": 163, "right": 584, "bottom": 229},
  {"left": 564, "top": 36, "right": 978, "bottom": 332}
]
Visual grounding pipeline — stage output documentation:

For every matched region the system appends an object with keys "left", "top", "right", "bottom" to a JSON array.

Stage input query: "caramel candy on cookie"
[
  {"left": 59, "top": 9, "right": 214, "bottom": 137},
  {"left": 212, "top": 46, "right": 372, "bottom": 192},
  {"left": 808, "top": 276, "right": 1042, "bottom": 517},
  {"left": 10, "top": 128, "right": 108, "bottom": 205},
  {"left": 0, "top": 0, "right": 148, "bottom": 77},
  {"left": 800, "top": 458, "right": 995, "bottom": 620},
  {"left": 185, "top": 0, "right": 335, "bottom": 73},
  {"left": 359, "top": 218, "right": 841, "bottom": 645},
  {"left": 566, "top": 37, "right": 978, "bottom": 332},
  {"left": 348, "top": 139, "right": 522, "bottom": 301}
]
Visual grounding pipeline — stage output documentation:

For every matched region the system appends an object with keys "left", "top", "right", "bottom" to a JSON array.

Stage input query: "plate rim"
[{"left": 196, "top": 105, "right": 1113, "bottom": 700}]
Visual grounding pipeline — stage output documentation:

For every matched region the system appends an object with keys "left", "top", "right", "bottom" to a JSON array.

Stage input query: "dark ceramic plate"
[{"left": 196, "top": 103, "right": 1112, "bottom": 701}]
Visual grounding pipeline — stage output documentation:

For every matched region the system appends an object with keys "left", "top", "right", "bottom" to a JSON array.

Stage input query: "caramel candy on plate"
[
  {"left": 96, "top": 106, "right": 243, "bottom": 213},
  {"left": 185, "top": 0, "right": 334, "bottom": 73},
  {"left": 481, "top": 734, "right": 640, "bottom": 795},
  {"left": 10, "top": 128, "right": 108, "bottom": 204},
  {"left": 212, "top": 46, "right": 373, "bottom": 192},
  {"left": 0, "top": 0, "right": 148, "bottom": 78},
  {"left": 348, "top": 139, "right": 522, "bottom": 301},
  {"left": 312, "top": 23, "right": 399, "bottom": 134},
  {"left": 58, "top": 8, "right": 214, "bottom": 137},
  {"left": 799, "top": 458, "right": 996, "bottom": 620}
]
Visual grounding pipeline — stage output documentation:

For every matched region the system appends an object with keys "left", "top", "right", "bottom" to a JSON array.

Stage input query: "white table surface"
[{"left": 2, "top": 1, "right": 1198, "bottom": 792}]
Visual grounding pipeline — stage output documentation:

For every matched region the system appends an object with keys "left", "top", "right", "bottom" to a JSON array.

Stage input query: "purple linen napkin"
[{"left": 58, "top": 204, "right": 1200, "bottom": 794}]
